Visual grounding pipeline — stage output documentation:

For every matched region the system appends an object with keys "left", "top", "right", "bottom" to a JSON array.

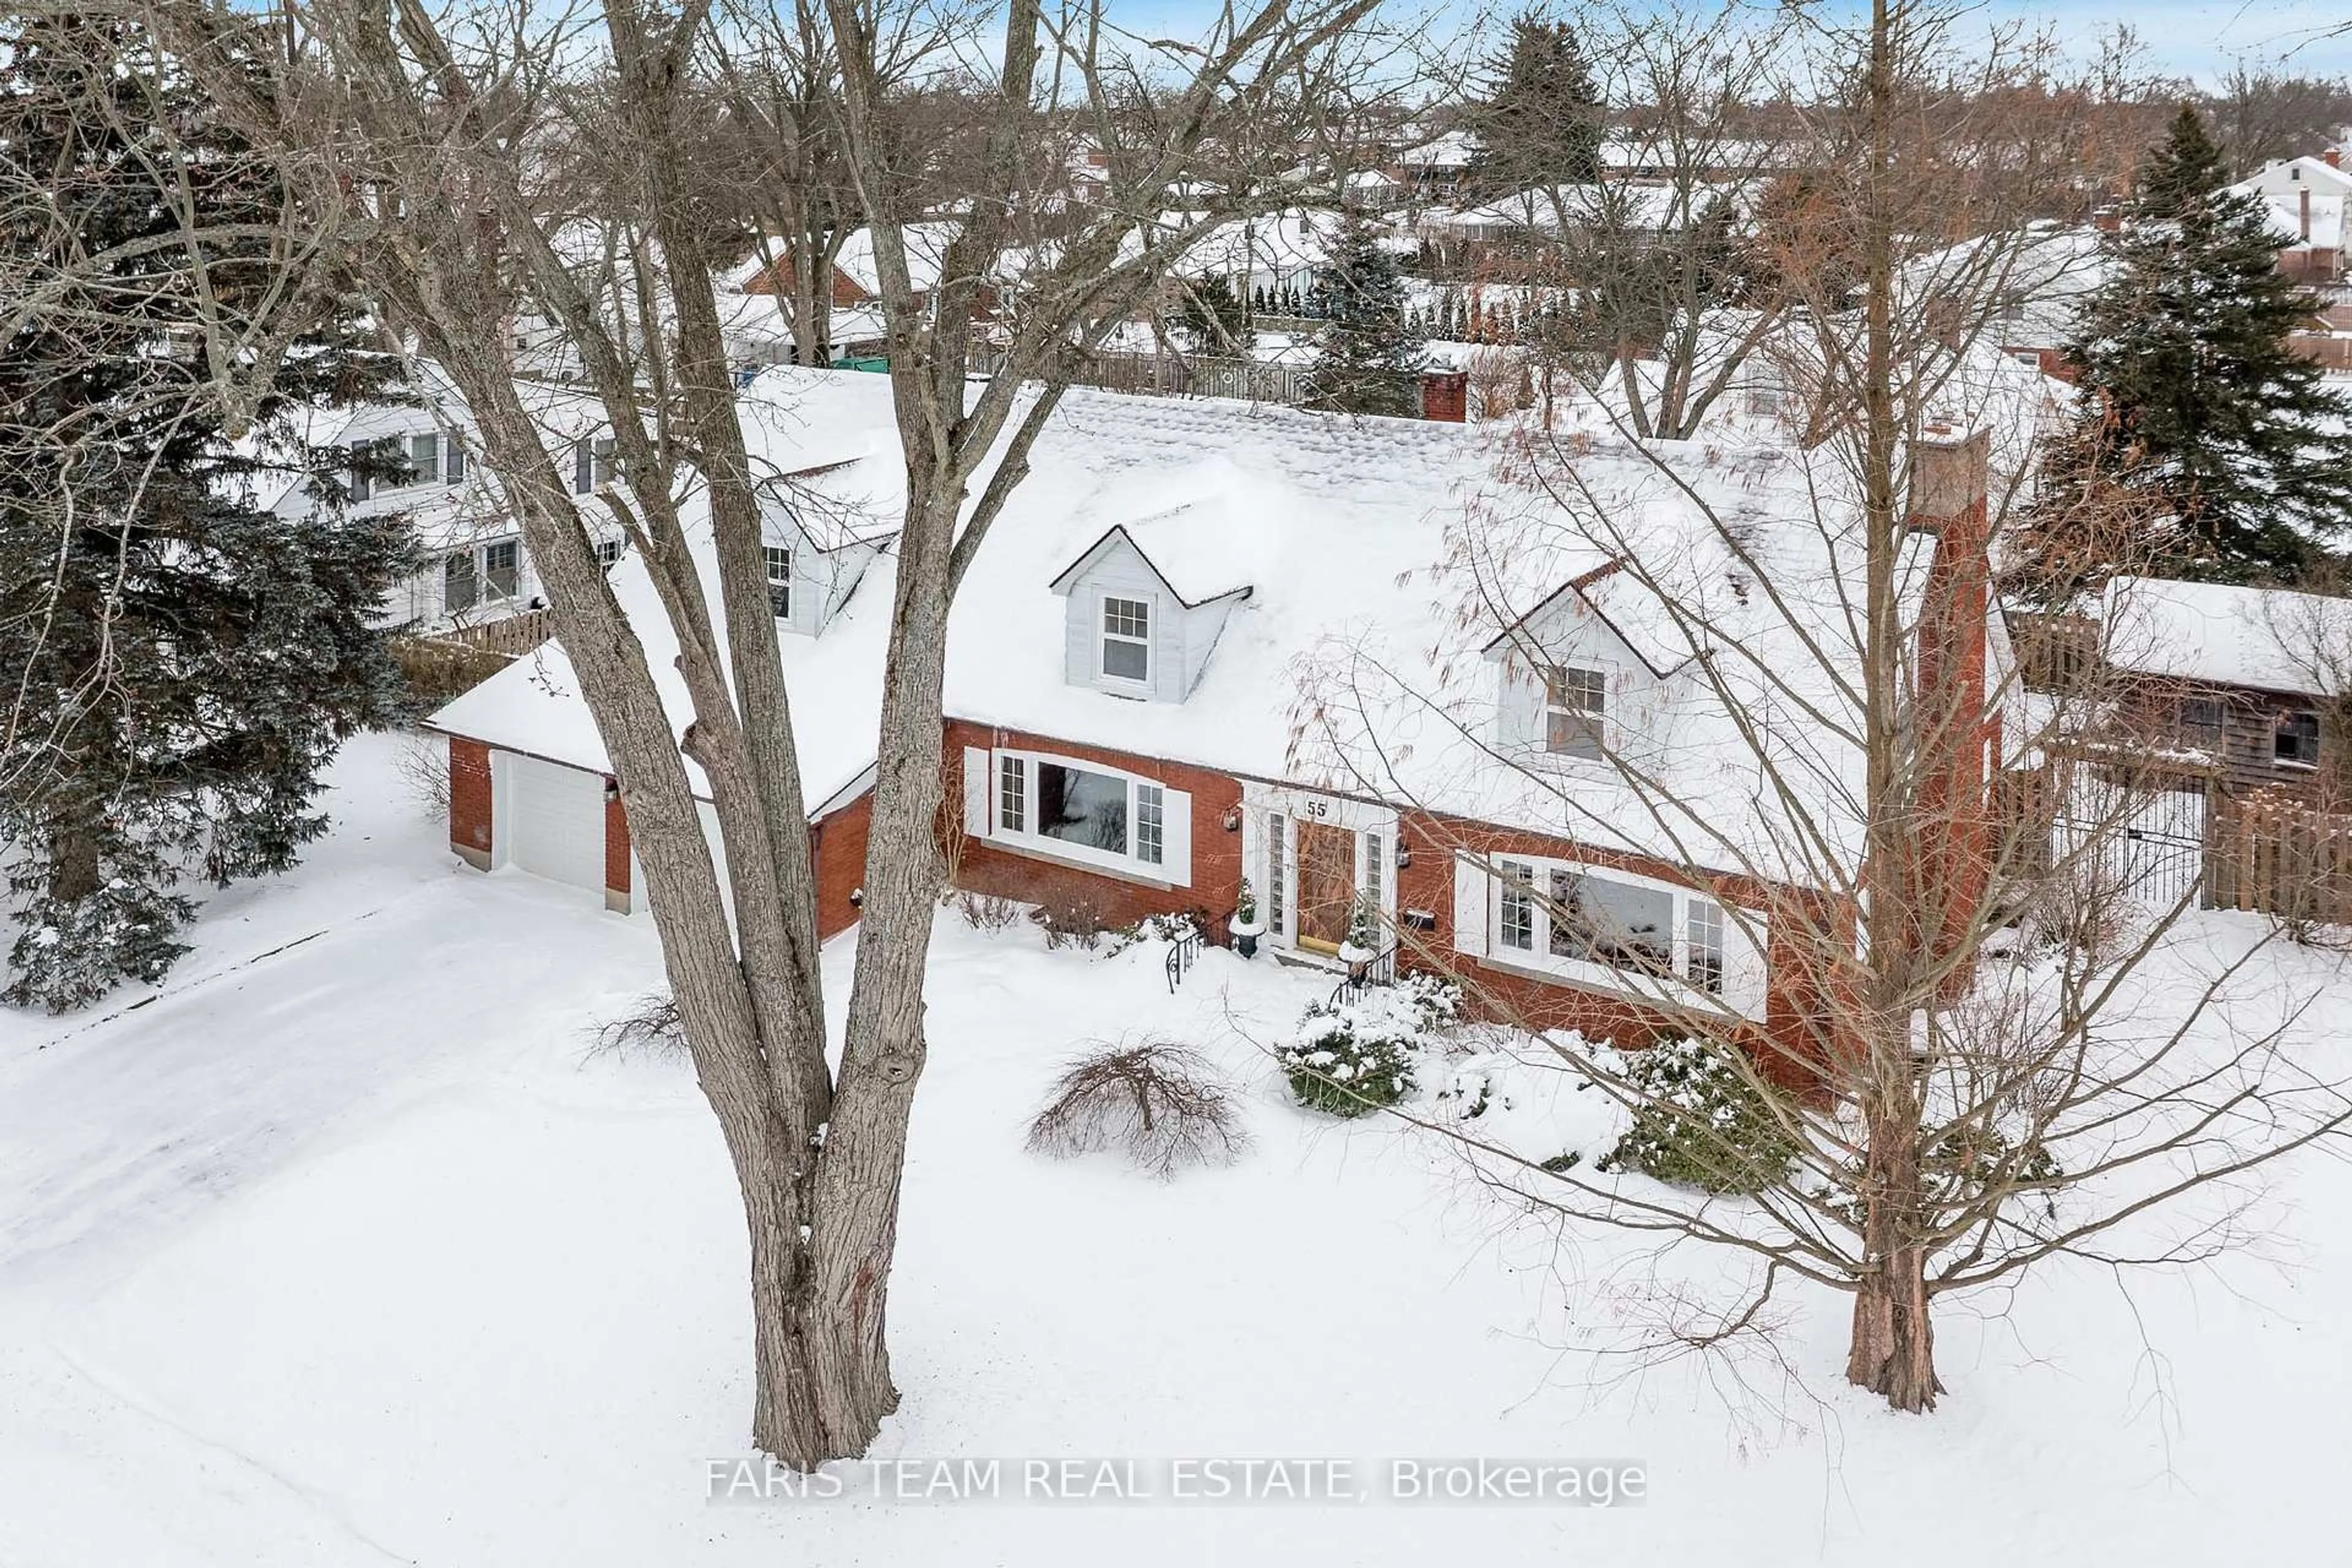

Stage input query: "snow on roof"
[
  {"left": 832, "top": 222, "right": 957, "bottom": 300},
  {"left": 1397, "top": 129, "right": 1480, "bottom": 168},
  {"left": 432, "top": 367, "right": 2033, "bottom": 883},
  {"left": 2101, "top": 576, "right": 2349, "bottom": 698}
]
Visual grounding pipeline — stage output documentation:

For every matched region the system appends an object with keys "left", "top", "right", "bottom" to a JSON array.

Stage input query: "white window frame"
[
  {"left": 1487, "top": 853, "right": 1755, "bottom": 1014},
  {"left": 443, "top": 536, "right": 522, "bottom": 614},
  {"left": 989, "top": 748, "right": 1187, "bottom": 883},
  {"left": 1097, "top": 592, "right": 1153, "bottom": 690},
  {"left": 1544, "top": 664, "right": 1608, "bottom": 758},
  {"left": 764, "top": 545, "right": 793, "bottom": 620}
]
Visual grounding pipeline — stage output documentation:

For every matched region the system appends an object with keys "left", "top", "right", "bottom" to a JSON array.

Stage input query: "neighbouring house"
[
  {"left": 729, "top": 222, "right": 964, "bottom": 361},
  {"left": 2017, "top": 575, "right": 2352, "bottom": 918},
  {"left": 1898, "top": 224, "right": 2113, "bottom": 381},
  {"left": 2231, "top": 154, "right": 2351, "bottom": 287},
  {"left": 426, "top": 368, "right": 2008, "bottom": 1079}
]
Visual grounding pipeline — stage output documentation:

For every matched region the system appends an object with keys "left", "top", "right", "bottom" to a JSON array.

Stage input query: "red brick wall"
[
  {"left": 603, "top": 778, "right": 630, "bottom": 902},
  {"left": 1420, "top": 370, "right": 1469, "bottom": 423},
  {"left": 812, "top": 792, "right": 874, "bottom": 940},
  {"left": 942, "top": 720, "right": 1245, "bottom": 929},
  {"left": 450, "top": 737, "right": 493, "bottom": 867}
]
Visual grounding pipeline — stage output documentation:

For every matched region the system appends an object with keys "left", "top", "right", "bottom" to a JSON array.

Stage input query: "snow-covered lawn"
[{"left": 3, "top": 734, "right": 2346, "bottom": 1564}]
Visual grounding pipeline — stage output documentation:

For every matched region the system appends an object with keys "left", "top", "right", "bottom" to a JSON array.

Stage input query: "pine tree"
[
  {"left": 2057, "top": 105, "right": 2352, "bottom": 581},
  {"left": 1175, "top": 272, "right": 1249, "bottom": 354},
  {"left": 0, "top": 17, "right": 417, "bottom": 1010},
  {"left": 1461, "top": 12, "right": 1605, "bottom": 206},
  {"left": 1303, "top": 209, "right": 1425, "bottom": 416}
]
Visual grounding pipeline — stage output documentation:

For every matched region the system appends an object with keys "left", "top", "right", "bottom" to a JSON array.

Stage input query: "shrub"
[
  {"left": 1103, "top": 909, "right": 1206, "bottom": 957},
  {"left": 1276, "top": 974, "right": 1460, "bottom": 1118},
  {"left": 393, "top": 730, "right": 451, "bottom": 821},
  {"left": 1594, "top": 1036, "right": 1798, "bottom": 1194},
  {"left": 1027, "top": 1038, "right": 1246, "bottom": 1177},
  {"left": 948, "top": 891, "right": 1023, "bottom": 931},
  {"left": 1031, "top": 897, "right": 1107, "bottom": 950},
  {"left": 586, "top": 990, "right": 688, "bottom": 1061}
]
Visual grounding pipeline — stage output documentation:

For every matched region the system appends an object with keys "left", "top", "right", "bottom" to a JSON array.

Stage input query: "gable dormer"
[
  {"left": 1483, "top": 564, "right": 1678, "bottom": 763},
  {"left": 1048, "top": 514, "right": 1252, "bottom": 703},
  {"left": 755, "top": 467, "right": 897, "bottom": 639}
]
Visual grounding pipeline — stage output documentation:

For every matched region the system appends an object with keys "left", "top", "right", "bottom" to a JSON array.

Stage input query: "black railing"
[
  {"left": 1165, "top": 926, "right": 1204, "bottom": 992},
  {"left": 1327, "top": 942, "right": 1398, "bottom": 1009}
]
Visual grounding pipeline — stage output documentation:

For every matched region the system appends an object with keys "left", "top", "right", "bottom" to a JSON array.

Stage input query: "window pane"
[
  {"left": 1686, "top": 899, "right": 1725, "bottom": 994},
  {"left": 443, "top": 550, "right": 477, "bottom": 613},
  {"left": 1136, "top": 784, "right": 1163, "bottom": 865},
  {"left": 2277, "top": 712, "right": 2320, "bottom": 764},
  {"left": 1548, "top": 870, "right": 1672, "bottom": 975},
  {"left": 1102, "top": 637, "right": 1148, "bottom": 682},
  {"left": 2179, "top": 696, "right": 2223, "bottom": 749},
  {"left": 484, "top": 540, "right": 519, "bottom": 599},
  {"left": 1267, "top": 813, "right": 1286, "bottom": 928},
  {"left": 1103, "top": 597, "right": 1150, "bottom": 639},
  {"left": 1545, "top": 667, "right": 1607, "bottom": 758},
  {"left": 445, "top": 443, "right": 466, "bottom": 484},
  {"left": 1363, "top": 832, "right": 1383, "bottom": 910},
  {"left": 764, "top": 546, "right": 791, "bottom": 618},
  {"left": 1499, "top": 862, "right": 1534, "bottom": 951},
  {"left": 409, "top": 432, "right": 438, "bottom": 480},
  {"left": 998, "top": 756, "right": 1026, "bottom": 832},
  {"left": 1036, "top": 762, "right": 1129, "bottom": 854}
]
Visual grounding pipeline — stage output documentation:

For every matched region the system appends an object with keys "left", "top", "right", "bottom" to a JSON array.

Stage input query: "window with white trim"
[
  {"left": 1544, "top": 665, "right": 1606, "bottom": 758},
  {"left": 1266, "top": 813, "right": 1287, "bottom": 931},
  {"left": 1491, "top": 855, "right": 1746, "bottom": 1006},
  {"left": 1100, "top": 595, "right": 1151, "bottom": 684},
  {"left": 764, "top": 546, "right": 793, "bottom": 619},
  {"left": 991, "top": 752, "right": 1180, "bottom": 878},
  {"left": 407, "top": 432, "right": 439, "bottom": 484},
  {"left": 595, "top": 536, "right": 626, "bottom": 570},
  {"left": 483, "top": 539, "right": 519, "bottom": 600}
]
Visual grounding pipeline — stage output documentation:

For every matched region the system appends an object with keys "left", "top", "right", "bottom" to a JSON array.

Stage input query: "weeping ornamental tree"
[
  {"left": 2056, "top": 105, "right": 2352, "bottom": 582},
  {"left": 0, "top": 14, "right": 413, "bottom": 1011}
]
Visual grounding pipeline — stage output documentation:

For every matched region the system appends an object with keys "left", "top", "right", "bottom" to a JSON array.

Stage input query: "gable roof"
[
  {"left": 1480, "top": 561, "right": 1684, "bottom": 679},
  {"left": 1047, "top": 513, "right": 1254, "bottom": 609},
  {"left": 2101, "top": 576, "right": 2346, "bottom": 699}
]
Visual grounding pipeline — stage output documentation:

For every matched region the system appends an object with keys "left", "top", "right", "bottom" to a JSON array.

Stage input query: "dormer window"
[
  {"left": 1100, "top": 595, "right": 1152, "bottom": 685},
  {"left": 1544, "top": 665, "right": 1607, "bottom": 759},
  {"left": 764, "top": 546, "right": 793, "bottom": 619}
]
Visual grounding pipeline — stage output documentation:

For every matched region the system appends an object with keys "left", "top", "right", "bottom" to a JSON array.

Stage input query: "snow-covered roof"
[
  {"left": 832, "top": 222, "right": 957, "bottom": 300},
  {"left": 431, "top": 365, "right": 2036, "bottom": 883},
  {"left": 2101, "top": 575, "right": 2349, "bottom": 698}
]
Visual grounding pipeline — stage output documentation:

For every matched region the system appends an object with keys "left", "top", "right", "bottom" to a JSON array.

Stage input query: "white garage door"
[{"left": 503, "top": 753, "right": 608, "bottom": 896}]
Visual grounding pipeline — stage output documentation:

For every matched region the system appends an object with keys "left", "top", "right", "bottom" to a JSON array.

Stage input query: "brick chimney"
[{"left": 1908, "top": 425, "right": 1995, "bottom": 1001}]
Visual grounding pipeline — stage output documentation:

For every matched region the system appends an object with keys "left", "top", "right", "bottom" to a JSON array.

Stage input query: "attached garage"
[{"left": 494, "top": 752, "right": 610, "bottom": 898}]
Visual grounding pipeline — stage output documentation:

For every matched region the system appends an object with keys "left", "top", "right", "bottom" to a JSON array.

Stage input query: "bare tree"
[
  {"left": 156, "top": 0, "right": 1404, "bottom": 1466},
  {"left": 1291, "top": 0, "right": 2352, "bottom": 1415}
]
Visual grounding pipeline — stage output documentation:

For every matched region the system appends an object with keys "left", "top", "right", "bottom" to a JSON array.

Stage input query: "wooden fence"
[
  {"left": 968, "top": 347, "right": 1310, "bottom": 407},
  {"left": 2207, "top": 791, "right": 2352, "bottom": 927}
]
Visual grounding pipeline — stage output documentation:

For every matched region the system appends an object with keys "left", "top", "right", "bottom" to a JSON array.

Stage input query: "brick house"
[{"left": 429, "top": 368, "right": 2005, "bottom": 1072}]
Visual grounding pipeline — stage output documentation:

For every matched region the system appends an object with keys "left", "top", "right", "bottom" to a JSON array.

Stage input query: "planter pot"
[
  {"left": 1338, "top": 941, "right": 1376, "bottom": 967},
  {"left": 1233, "top": 932, "right": 1259, "bottom": 959}
]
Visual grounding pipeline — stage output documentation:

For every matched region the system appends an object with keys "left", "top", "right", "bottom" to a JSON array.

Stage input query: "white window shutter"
[
  {"left": 1722, "top": 906, "right": 1768, "bottom": 1020},
  {"left": 962, "top": 746, "right": 992, "bottom": 839},
  {"left": 1161, "top": 787, "right": 1192, "bottom": 886},
  {"left": 1452, "top": 852, "right": 1488, "bottom": 958}
]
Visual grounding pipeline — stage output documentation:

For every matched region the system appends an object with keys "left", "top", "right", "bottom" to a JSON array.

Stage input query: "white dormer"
[
  {"left": 755, "top": 469, "right": 897, "bottom": 638},
  {"left": 1047, "top": 511, "right": 1253, "bottom": 703},
  {"left": 1483, "top": 565, "right": 1679, "bottom": 765}
]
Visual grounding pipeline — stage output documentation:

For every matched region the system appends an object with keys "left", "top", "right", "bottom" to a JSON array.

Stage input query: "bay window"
[
  {"left": 1476, "top": 853, "right": 1758, "bottom": 1014},
  {"left": 971, "top": 747, "right": 1189, "bottom": 883}
]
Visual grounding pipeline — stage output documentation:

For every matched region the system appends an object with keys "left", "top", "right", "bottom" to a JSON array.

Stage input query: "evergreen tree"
[
  {"left": 2056, "top": 105, "right": 2352, "bottom": 581},
  {"left": 1303, "top": 209, "right": 1425, "bottom": 416},
  {"left": 1461, "top": 12, "right": 1605, "bottom": 205},
  {"left": 0, "top": 17, "right": 416, "bottom": 1009},
  {"left": 1174, "top": 271, "right": 1250, "bottom": 354}
]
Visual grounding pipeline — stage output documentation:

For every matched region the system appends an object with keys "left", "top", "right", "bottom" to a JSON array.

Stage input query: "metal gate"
[{"left": 2052, "top": 777, "right": 2207, "bottom": 908}]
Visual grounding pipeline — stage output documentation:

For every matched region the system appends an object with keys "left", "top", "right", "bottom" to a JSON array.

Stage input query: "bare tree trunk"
[{"left": 1847, "top": 1101, "right": 1940, "bottom": 1410}]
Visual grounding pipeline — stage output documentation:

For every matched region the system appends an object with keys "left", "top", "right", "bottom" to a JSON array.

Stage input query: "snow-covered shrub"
[
  {"left": 947, "top": 891, "right": 1024, "bottom": 932},
  {"left": 1593, "top": 1036, "right": 1798, "bottom": 1195},
  {"left": 1027, "top": 1038, "right": 1246, "bottom": 1177},
  {"left": 1277, "top": 973, "right": 1461, "bottom": 1118},
  {"left": 392, "top": 731, "right": 452, "bottom": 822},
  {"left": 4, "top": 879, "right": 195, "bottom": 1012},
  {"left": 1103, "top": 910, "right": 1206, "bottom": 957}
]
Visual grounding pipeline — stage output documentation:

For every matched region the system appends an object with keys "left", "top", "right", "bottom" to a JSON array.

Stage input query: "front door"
[{"left": 1294, "top": 820, "right": 1357, "bottom": 953}]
